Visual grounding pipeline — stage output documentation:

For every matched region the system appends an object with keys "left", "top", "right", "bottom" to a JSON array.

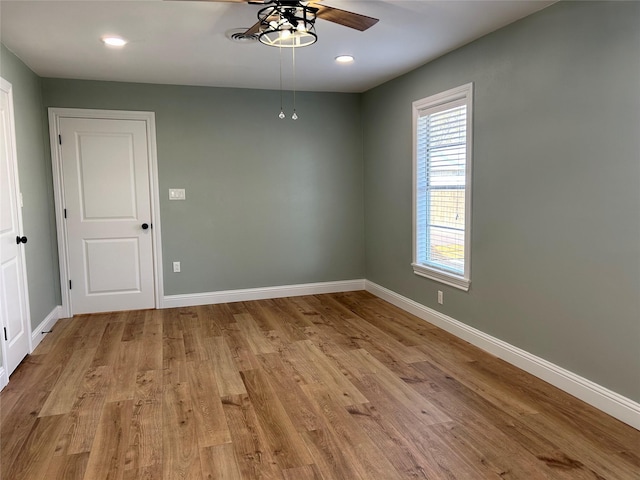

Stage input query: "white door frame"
[
  {"left": 1, "top": 77, "right": 32, "bottom": 386},
  {"left": 48, "top": 108, "right": 164, "bottom": 318}
]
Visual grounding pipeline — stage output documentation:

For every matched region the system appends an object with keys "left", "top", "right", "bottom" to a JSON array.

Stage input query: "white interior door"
[
  {"left": 0, "top": 78, "right": 31, "bottom": 376},
  {"left": 60, "top": 117, "right": 155, "bottom": 314}
]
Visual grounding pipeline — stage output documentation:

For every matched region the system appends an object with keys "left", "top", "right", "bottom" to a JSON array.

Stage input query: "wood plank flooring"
[{"left": 1, "top": 291, "right": 638, "bottom": 479}]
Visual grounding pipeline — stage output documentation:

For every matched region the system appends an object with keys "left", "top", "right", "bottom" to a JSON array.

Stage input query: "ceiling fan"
[
  {"left": 170, "top": 0, "right": 379, "bottom": 46},
  {"left": 169, "top": 0, "right": 379, "bottom": 117}
]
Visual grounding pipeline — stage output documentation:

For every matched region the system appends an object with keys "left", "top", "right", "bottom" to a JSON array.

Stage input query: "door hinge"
[
  {"left": 3, "top": 328, "right": 7, "bottom": 341},
  {"left": 69, "top": 280, "right": 72, "bottom": 290},
  {"left": 58, "top": 134, "right": 62, "bottom": 145},
  {"left": 64, "top": 208, "right": 67, "bottom": 219}
]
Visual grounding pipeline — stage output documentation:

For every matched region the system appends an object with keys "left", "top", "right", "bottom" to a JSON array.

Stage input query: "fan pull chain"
[
  {"left": 278, "top": 43, "right": 285, "bottom": 119},
  {"left": 292, "top": 45, "right": 298, "bottom": 120}
]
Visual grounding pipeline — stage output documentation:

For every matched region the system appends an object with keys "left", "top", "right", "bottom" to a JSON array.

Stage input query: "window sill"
[{"left": 412, "top": 263, "right": 470, "bottom": 291}]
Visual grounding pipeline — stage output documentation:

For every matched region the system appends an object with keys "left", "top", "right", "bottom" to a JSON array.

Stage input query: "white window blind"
[{"left": 413, "top": 84, "right": 472, "bottom": 290}]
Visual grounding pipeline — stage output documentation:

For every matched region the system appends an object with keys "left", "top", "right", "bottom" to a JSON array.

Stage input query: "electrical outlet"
[
  {"left": 169, "top": 188, "right": 186, "bottom": 200},
  {"left": 438, "top": 290, "right": 443, "bottom": 305},
  {"left": 173, "top": 261, "right": 181, "bottom": 273}
]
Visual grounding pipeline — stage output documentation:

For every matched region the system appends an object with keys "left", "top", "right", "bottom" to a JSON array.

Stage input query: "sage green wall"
[
  {"left": 0, "top": 45, "right": 61, "bottom": 336},
  {"left": 41, "top": 79, "right": 365, "bottom": 295},
  {"left": 363, "top": 1, "right": 640, "bottom": 401}
]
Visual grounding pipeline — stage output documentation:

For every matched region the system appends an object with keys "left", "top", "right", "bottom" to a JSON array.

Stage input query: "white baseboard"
[
  {"left": 31, "top": 305, "right": 62, "bottom": 352},
  {"left": 0, "top": 367, "right": 7, "bottom": 391},
  {"left": 163, "top": 279, "right": 366, "bottom": 309},
  {"left": 365, "top": 280, "right": 640, "bottom": 431}
]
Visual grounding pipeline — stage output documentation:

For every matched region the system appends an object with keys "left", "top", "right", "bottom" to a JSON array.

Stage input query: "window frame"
[{"left": 412, "top": 83, "right": 473, "bottom": 291}]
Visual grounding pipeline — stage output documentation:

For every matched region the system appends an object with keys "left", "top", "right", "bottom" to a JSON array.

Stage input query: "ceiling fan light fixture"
[{"left": 257, "top": 3, "right": 317, "bottom": 48}]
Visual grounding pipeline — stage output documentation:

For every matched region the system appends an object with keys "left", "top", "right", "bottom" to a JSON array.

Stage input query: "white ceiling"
[{"left": 0, "top": 0, "right": 555, "bottom": 93}]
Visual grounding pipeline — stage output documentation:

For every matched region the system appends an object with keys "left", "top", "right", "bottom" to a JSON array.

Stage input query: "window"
[{"left": 412, "top": 83, "right": 472, "bottom": 291}]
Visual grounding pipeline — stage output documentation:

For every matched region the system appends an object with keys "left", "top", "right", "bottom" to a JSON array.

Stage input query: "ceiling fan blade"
[
  {"left": 166, "top": 0, "right": 252, "bottom": 3},
  {"left": 244, "top": 21, "right": 262, "bottom": 36},
  {"left": 310, "top": 3, "right": 379, "bottom": 31}
]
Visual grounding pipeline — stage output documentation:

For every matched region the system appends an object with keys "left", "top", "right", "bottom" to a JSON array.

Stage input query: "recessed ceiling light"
[
  {"left": 335, "top": 55, "right": 354, "bottom": 64},
  {"left": 102, "top": 36, "right": 127, "bottom": 47}
]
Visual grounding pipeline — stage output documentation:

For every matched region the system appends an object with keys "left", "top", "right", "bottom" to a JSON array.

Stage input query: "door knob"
[
  {"left": 16, "top": 236, "right": 27, "bottom": 244},
  {"left": 141, "top": 223, "right": 149, "bottom": 230}
]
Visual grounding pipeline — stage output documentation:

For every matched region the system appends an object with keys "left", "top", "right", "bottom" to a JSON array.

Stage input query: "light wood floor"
[{"left": 1, "top": 292, "right": 638, "bottom": 479}]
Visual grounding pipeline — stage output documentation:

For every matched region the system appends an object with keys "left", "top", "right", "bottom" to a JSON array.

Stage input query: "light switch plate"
[{"left": 169, "top": 188, "right": 186, "bottom": 200}]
